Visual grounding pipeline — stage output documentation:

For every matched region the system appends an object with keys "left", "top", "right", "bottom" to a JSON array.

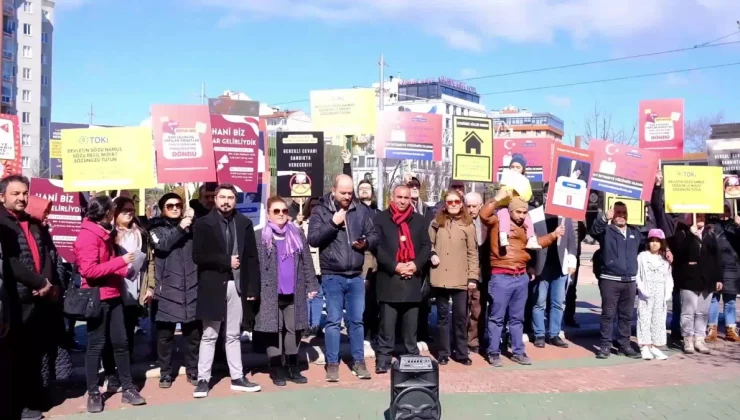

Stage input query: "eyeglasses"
[
  {"left": 271, "top": 208, "right": 289, "bottom": 215},
  {"left": 465, "top": 204, "right": 479, "bottom": 208},
  {"left": 165, "top": 203, "right": 183, "bottom": 210},
  {"left": 446, "top": 199, "right": 462, "bottom": 206}
]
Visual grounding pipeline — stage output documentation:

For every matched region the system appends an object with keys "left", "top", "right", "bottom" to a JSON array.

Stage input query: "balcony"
[
  {"left": 2, "top": 73, "right": 12, "bottom": 81},
  {"left": 2, "top": 51, "right": 13, "bottom": 60},
  {"left": 1, "top": 95, "right": 13, "bottom": 105},
  {"left": 3, "top": 3, "right": 13, "bottom": 14}
]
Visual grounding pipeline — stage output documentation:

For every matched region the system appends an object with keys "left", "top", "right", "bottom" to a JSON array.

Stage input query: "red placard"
[
  {"left": 151, "top": 105, "right": 217, "bottom": 184},
  {"left": 638, "top": 99, "right": 684, "bottom": 159},
  {"left": 493, "top": 137, "right": 553, "bottom": 183},
  {"left": 588, "top": 140, "right": 659, "bottom": 201},
  {"left": 29, "top": 178, "right": 84, "bottom": 263},
  {"left": 210, "top": 114, "right": 260, "bottom": 192},
  {"left": 0, "top": 114, "right": 22, "bottom": 176},
  {"left": 375, "top": 111, "right": 442, "bottom": 161},
  {"left": 545, "top": 144, "right": 594, "bottom": 221}
]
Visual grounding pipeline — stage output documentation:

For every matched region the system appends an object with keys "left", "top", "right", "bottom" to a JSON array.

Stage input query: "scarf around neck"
[
  {"left": 389, "top": 202, "right": 415, "bottom": 263},
  {"left": 262, "top": 221, "right": 303, "bottom": 260}
]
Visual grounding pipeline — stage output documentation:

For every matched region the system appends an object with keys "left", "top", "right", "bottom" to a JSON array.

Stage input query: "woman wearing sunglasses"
[
  {"left": 429, "top": 189, "right": 479, "bottom": 366},
  {"left": 254, "top": 196, "right": 319, "bottom": 387},
  {"left": 147, "top": 193, "right": 201, "bottom": 388}
]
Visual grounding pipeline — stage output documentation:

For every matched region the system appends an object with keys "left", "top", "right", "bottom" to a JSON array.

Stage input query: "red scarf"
[
  {"left": 389, "top": 202, "right": 415, "bottom": 263},
  {"left": 13, "top": 211, "right": 41, "bottom": 273}
]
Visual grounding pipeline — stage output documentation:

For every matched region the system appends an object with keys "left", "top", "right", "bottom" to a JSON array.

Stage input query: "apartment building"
[{"left": 2, "top": 0, "right": 53, "bottom": 177}]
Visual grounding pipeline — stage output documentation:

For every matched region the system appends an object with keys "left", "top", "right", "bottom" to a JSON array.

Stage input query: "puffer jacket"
[
  {"left": 672, "top": 223, "right": 721, "bottom": 292},
  {"left": 0, "top": 206, "right": 49, "bottom": 303},
  {"left": 0, "top": 241, "right": 7, "bottom": 335},
  {"left": 712, "top": 220, "right": 740, "bottom": 294},
  {"left": 74, "top": 219, "right": 129, "bottom": 301},
  {"left": 148, "top": 217, "right": 198, "bottom": 323},
  {"left": 307, "top": 193, "right": 379, "bottom": 276}
]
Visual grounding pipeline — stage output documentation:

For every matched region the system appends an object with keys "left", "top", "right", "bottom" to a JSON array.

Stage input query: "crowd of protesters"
[{"left": 1, "top": 150, "right": 739, "bottom": 419}]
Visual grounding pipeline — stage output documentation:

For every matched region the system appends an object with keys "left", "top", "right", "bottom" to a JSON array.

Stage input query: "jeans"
[
  {"left": 307, "top": 278, "right": 324, "bottom": 328},
  {"left": 487, "top": 273, "right": 529, "bottom": 356},
  {"left": 102, "top": 305, "right": 139, "bottom": 377},
  {"left": 708, "top": 293, "right": 738, "bottom": 326},
  {"left": 322, "top": 274, "right": 365, "bottom": 364},
  {"left": 532, "top": 274, "right": 568, "bottom": 338},
  {"left": 85, "top": 298, "right": 134, "bottom": 393}
]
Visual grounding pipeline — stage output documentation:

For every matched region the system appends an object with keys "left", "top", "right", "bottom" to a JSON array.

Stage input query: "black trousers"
[
  {"left": 102, "top": 304, "right": 139, "bottom": 377},
  {"left": 377, "top": 302, "right": 419, "bottom": 363},
  {"left": 0, "top": 336, "right": 14, "bottom": 419},
  {"left": 434, "top": 288, "right": 469, "bottom": 359},
  {"left": 265, "top": 300, "right": 300, "bottom": 358},
  {"left": 599, "top": 280, "right": 637, "bottom": 350},
  {"left": 157, "top": 320, "right": 202, "bottom": 377},
  {"left": 15, "top": 304, "right": 51, "bottom": 413},
  {"left": 85, "top": 299, "right": 134, "bottom": 393},
  {"left": 363, "top": 274, "right": 380, "bottom": 340}
]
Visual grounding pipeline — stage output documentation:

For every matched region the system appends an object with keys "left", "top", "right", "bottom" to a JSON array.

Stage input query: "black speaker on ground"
[{"left": 389, "top": 355, "right": 441, "bottom": 420}]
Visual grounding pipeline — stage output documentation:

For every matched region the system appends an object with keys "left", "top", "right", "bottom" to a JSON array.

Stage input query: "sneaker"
[
  {"left": 351, "top": 361, "right": 372, "bottom": 379},
  {"left": 326, "top": 363, "right": 340, "bottom": 382},
  {"left": 694, "top": 337, "right": 711, "bottom": 354},
  {"left": 121, "top": 388, "right": 146, "bottom": 406},
  {"left": 683, "top": 336, "right": 696, "bottom": 354},
  {"left": 511, "top": 354, "right": 532, "bottom": 365},
  {"left": 21, "top": 408, "right": 43, "bottom": 420},
  {"left": 187, "top": 373, "right": 199, "bottom": 386},
  {"left": 86, "top": 391, "right": 104, "bottom": 413},
  {"left": 231, "top": 377, "right": 261, "bottom": 393},
  {"left": 105, "top": 375, "right": 121, "bottom": 394},
  {"left": 650, "top": 347, "right": 668, "bottom": 360},
  {"left": 549, "top": 337, "right": 569, "bottom": 348},
  {"left": 193, "top": 380, "right": 209, "bottom": 398},
  {"left": 595, "top": 347, "right": 611, "bottom": 359},
  {"left": 640, "top": 346, "right": 654, "bottom": 360},
  {"left": 159, "top": 374, "right": 173, "bottom": 389},
  {"left": 619, "top": 347, "right": 641, "bottom": 359},
  {"left": 487, "top": 354, "right": 504, "bottom": 367},
  {"left": 375, "top": 361, "right": 391, "bottom": 374},
  {"left": 533, "top": 336, "right": 546, "bottom": 348}
]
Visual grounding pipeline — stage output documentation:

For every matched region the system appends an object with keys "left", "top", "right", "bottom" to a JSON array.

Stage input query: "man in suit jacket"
[
  {"left": 529, "top": 183, "right": 578, "bottom": 349},
  {"left": 464, "top": 192, "right": 490, "bottom": 354},
  {"left": 192, "top": 184, "right": 261, "bottom": 398}
]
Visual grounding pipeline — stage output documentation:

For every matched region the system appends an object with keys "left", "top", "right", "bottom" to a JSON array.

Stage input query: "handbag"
[{"left": 63, "top": 272, "right": 102, "bottom": 320}]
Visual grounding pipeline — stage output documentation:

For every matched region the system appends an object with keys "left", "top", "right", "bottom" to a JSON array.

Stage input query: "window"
[
  {"left": 22, "top": 90, "right": 30, "bottom": 102},
  {"left": 3, "top": 19, "right": 17, "bottom": 35},
  {"left": 446, "top": 104, "right": 451, "bottom": 114},
  {"left": 41, "top": 95, "right": 48, "bottom": 107},
  {"left": 1, "top": 83, "right": 11, "bottom": 104},
  {"left": 22, "top": 46, "right": 32, "bottom": 58},
  {"left": 445, "top": 118, "right": 451, "bottom": 129},
  {"left": 417, "top": 85, "right": 429, "bottom": 99},
  {"left": 445, "top": 147, "right": 450, "bottom": 159},
  {"left": 40, "top": 116, "right": 47, "bottom": 127},
  {"left": 22, "top": 156, "right": 30, "bottom": 169},
  {"left": 22, "top": 67, "right": 31, "bottom": 80},
  {"left": 23, "top": 1, "right": 33, "bottom": 13},
  {"left": 21, "top": 134, "right": 31, "bottom": 146},
  {"left": 367, "top": 157, "right": 375, "bottom": 167},
  {"left": 2, "top": 66, "right": 13, "bottom": 81},
  {"left": 41, "top": 75, "right": 48, "bottom": 86},
  {"left": 41, "top": 32, "right": 48, "bottom": 43},
  {"left": 41, "top": 53, "right": 47, "bottom": 65},
  {"left": 22, "top": 112, "right": 30, "bottom": 124},
  {"left": 22, "top": 23, "right": 31, "bottom": 36}
]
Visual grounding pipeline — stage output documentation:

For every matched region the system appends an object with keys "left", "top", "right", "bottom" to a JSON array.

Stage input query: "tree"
[
  {"left": 684, "top": 112, "right": 724, "bottom": 153},
  {"left": 582, "top": 102, "right": 637, "bottom": 147},
  {"left": 323, "top": 144, "right": 345, "bottom": 195}
]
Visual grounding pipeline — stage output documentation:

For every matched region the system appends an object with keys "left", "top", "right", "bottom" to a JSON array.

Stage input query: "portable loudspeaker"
[{"left": 389, "top": 355, "right": 441, "bottom": 420}]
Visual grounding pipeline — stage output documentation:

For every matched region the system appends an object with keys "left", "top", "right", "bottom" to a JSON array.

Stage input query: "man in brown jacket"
[{"left": 480, "top": 189, "right": 564, "bottom": 366}]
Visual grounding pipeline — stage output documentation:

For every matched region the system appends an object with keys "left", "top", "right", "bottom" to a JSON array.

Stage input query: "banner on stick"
[
  {"left": 210, "top": 114, "right": 260, "bottom": 192},
  {"left": 0, "top": 114, "right": 21, "bottom": 176},
  {"left": 452, "top": 116, "right": 493, "bottom": 182},
  {"left": 663, "top": 165, "right": 723, "bottom": 214},
  {"left": 493, "top": 137, "right": 553, "bottom": 182},
  {"left": 29, "top": 178, "right": 84, "bottom": 263},
  {"left": 638, "top": 99, "right": 684, "bottom": 159},
  {"left": 545, "top": 144, "right": 594, "bottom": 221},
  {"left": 589, "top": 140, "right": 659, "bottom": 201},
  {"left": 276, "top": 131, "right": 324, "bottom": 198},
  {"left": 375, "top": 111, "right": 442, "bottom": 161}
]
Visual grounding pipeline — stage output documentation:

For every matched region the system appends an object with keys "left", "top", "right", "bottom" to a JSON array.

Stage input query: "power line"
[
  {"left": 695, "top": 30, "right": 740, "bottom": 47},
  {"left": 479, "top": 61, "right": 740, "bottom": 96},
  {"left": 460, "top": 40, "right": 740, "bottom": 82}
]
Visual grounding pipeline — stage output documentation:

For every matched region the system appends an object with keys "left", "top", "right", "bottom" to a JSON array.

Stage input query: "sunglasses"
[
  {"left": 446, "top": 199, "right": 462, "bottom": 206},
  {"left": 165, "top": 203, "right": 183, "bottom": 210},
  {"left": 271, "top": 208, "right": 289, "bottom": 215}
]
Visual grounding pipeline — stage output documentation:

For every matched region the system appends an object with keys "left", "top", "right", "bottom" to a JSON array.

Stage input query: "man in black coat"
[
  {"left": 0, "top": 175, "right": 56, "bottom": 420},
  {"left": 308, "top": 174, "right": 378, "bottom": 382},
  {"left": 192, "top": 184, "right": 261, "bottom": 398},
  {"left": 189, "top": 182, "right": 218, "bottom": 219},
  {"left": 373, "top": 185, "right": 431, "bottom": 374}
]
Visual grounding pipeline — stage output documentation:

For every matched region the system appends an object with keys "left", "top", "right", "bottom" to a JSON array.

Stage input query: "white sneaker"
[
  {"left": 694, "top": 337, "right": 711, "bottom": 354},
  {"left": 650, "top": 347, "right": 668, "bottom": 360},
  {"left": 640, "top": 346, "right": 654, "bottom": 360}
]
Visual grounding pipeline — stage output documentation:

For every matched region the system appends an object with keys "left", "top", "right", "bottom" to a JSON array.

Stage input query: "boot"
[
  {"left": 706, "top": 325, "right": 718, "bottom": 342},
  {"left": 269, "top": 356, "right": 287, "bottom": 387},
  {"left": 726, "top": 326, "right": 740, "bottom": 343},
  {"left": 694, "top": 337, "right": 711, "bottom": 354},
  {"left": 683, "top": 336, "right": 695, "bottom": 354},
  {"left": 286, "top": 355, "right": 308, "bottom": 384}
]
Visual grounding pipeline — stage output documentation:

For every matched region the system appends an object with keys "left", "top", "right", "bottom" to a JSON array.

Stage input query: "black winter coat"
[
  {"left": 712, "top": 221, "right": 740, "bottom": 294},
  {"left": 373, "top": 209, "right": 431, "bottom": 303},
  {"left": 307, "top": 193, "right": 378, "bottom": 276},
  {"left": 148, "top": 217, "right": 198, "bottom": 323},
  {"left": 193, "top": 209, "right": 260, "bottom": 322},
  {"left": 671, "top": 224, "right": 721, "bottom": 292}
]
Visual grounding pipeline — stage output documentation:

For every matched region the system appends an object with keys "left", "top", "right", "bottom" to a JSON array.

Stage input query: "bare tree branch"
[
  {"left": 582, "top": 102, "right": 638, "bottom": 147},
  {"left": 685, "top": 112, "right": 724, "bottom": 153}
]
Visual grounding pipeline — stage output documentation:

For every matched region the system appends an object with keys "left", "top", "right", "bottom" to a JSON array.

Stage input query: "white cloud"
[
  {"left": 545, "top": 95, "right": 572, "bottom": 108},
  {"left": 663, "top": 72, "right": 690, "bottom": 87},
  {"left": 459, "top": 68, "right": 478, "bottom": 78},
  {"left": 194, "top": 0, "right": 740, "bottom": 52}
]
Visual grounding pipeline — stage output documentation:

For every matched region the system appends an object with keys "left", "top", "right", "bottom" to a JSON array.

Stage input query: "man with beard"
[
  {"left": 308, "top": 174, "right": 378, "bottom": 382},
  {"left": 192, "top": 184, "right": 261, "bottom": 398},
  {"left": 0, "top": 175, "right": 56, "bottom": 419},
  {"left": 190, "top": 182, "right": 218, "bottom": 219},
  {"left": 356, "top": 178, "right": 381, "bottom": 343}
]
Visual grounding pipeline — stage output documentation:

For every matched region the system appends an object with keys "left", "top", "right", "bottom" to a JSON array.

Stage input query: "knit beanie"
[
  {"left": 158, "top": 192, "right": 183, "bottom": 213},
  {"left": 508, "top": 197, "right": 528, "bottom": 212},
  {"left": 510, "top": 153, "right": 527, "bottom": 168}
]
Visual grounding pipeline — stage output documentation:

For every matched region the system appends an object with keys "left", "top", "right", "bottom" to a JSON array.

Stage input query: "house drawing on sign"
[{"left": 463, "top": 131, "right": 483, "bottom": 154}]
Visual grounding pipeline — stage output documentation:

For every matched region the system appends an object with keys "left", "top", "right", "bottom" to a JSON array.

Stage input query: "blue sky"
[{"left": 53, "top": 0, "right": 740, "bottom": 144}]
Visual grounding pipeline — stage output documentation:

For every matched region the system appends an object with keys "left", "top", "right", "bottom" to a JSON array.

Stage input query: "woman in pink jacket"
[{"left": 73, "top": 195, "right": 146, "bottom": 413}]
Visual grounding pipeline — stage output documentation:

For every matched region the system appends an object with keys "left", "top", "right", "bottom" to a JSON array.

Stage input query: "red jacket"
[{"left": 73, "top": 219, "right": 128, "bottom": 300}]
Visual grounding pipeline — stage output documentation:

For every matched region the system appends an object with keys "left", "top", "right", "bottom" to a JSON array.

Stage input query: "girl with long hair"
[{"left": 635, "top": 229, "right": 673, "bottom": 360}]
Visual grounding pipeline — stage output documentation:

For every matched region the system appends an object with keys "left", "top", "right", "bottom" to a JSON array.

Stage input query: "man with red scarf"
[
  {"left": 0, "top": 175, "right": 56, "bottom": 420},
  {"left": 372, "top": 185, "right": 431, "bottom": 374}
]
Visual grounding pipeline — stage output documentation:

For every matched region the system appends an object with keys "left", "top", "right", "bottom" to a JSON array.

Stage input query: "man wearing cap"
[{"left": 480, "top": 188, "right": 565, "bottom": 366}]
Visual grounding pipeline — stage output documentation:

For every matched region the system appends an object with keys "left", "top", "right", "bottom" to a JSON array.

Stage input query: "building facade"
[
  {"left": 2, "top": 0, "right": 53, "bottom": 177},
  {"left": 489, "top": 105, "right": 564, "bottom": 140}
]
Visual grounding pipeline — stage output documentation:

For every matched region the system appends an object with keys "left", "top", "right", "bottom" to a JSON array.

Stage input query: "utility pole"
[
  {"left": 87, "top": 103, "right": 95, "bottom": 125},
  {"left": 377, "top": 54, "right": 386, "bottom": 209},
  {"left": 200, "top": 81, "right": 207, "bottom": 105}
]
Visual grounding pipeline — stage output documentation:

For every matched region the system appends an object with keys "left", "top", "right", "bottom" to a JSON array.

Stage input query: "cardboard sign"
[
  {"left": 375, "top": 111, "right": 442, "bottom": 161},
  {"left": 276, "top": 132, "right": 324, "bottom": 198},
  {"left": 493, "top": 137, "right": 553, "bottom": 182},
  {"left": 663, "top": 165, "right": 723, "bottom": 214},
  {"left": 604, "top": 193, "right": 645, "bottom": 226},
  {"left": 452, "top": 116, "right": 493, "bottom": 182},
  {"left": 545, "top": 144, "right": 594, "bottom": 221},
  {"left": 638, "top": 99, "right": 684, "bottom": 159},
  {"left": 589, "top": 139, "right": 659, "bottom": 201}
]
